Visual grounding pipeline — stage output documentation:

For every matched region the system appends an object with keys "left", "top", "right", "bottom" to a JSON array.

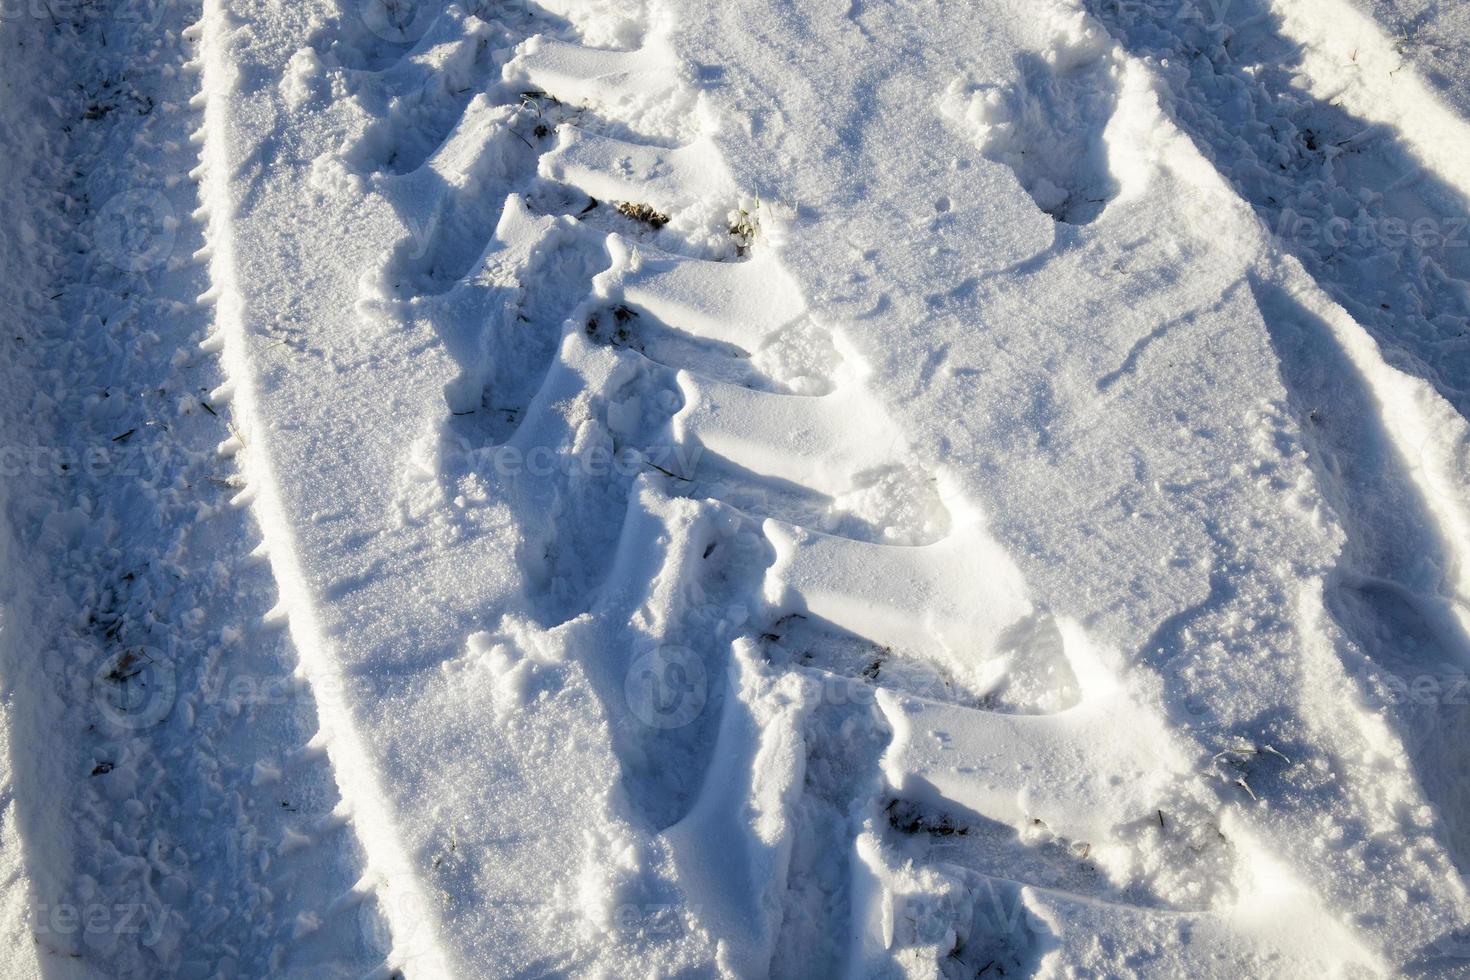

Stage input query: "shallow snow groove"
[
  {"left": 1086, "top": 0, "right": 1470, "bottom": 894},
  {"left": 0, "top": 2, "right": 392, "bottom": 977},
  {"left": 1251, "top": 277, "right": 1470, "bottom": 873},
  {"left": 194, "top": 0, "right": 456, "bottom": 975}
]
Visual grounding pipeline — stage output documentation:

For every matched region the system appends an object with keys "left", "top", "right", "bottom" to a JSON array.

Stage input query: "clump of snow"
[{"left": 280, "top": 46, "right": 326, "bottom": 108}]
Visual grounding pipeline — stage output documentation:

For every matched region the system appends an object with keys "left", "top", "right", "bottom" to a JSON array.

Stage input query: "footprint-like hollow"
[{"left": 944, "top": 22, "right": 1122, "bottom": 225}]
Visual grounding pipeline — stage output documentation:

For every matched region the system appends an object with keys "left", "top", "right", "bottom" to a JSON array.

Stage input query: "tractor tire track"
[{"left": 0, "top": 1, "right": 391, "bottom": 976}]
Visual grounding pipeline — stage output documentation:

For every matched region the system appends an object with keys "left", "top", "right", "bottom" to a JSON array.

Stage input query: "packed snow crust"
[{"left": 3, "top": 0, "right": 1470, "bottom": 976}]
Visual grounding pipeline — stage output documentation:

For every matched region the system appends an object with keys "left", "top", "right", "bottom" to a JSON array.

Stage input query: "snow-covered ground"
[{"left": 3, "top": 0, "right": 1470, "bottom": 975}]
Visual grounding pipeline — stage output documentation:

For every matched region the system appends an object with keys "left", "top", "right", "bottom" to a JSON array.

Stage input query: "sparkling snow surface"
[{"left": 3, "top": 0, "right": 1470, "bottom": 975}]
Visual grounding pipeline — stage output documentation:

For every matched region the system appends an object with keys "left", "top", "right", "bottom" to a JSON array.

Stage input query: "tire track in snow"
[
  {"left": 187, "top": 0, "right": 1456, "bottom": 971},
  {"left": 1086, "top": 0, "right": 1470, "bottom": 902},
  {"left": 1252, "top": 277, "right": 1470, "bottom": 872},
  {"left": 321, "top": 2, "right": 1124, "bottom": 970},
  {"left": 677, "top": 0, "right": 1470, "bottom": 968},
  {"left": 1087, "top": 0, "right": 1470, "bottom": 421},
  {"left": 496, "top": 30, "right": 1110, "bottom": 973},
  {"left": 0, "top": 2, "right": 390, "bottom": 976},
  {"left": 328, "top": 2, "right": 1384, "bottom": 974},
  {"left": 204, "top": 1, "right": 730, "bottom": 974}
]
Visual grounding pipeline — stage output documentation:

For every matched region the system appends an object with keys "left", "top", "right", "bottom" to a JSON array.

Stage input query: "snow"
[{"left": 3, "top": 0, "right": 1470, "bottom": 975}]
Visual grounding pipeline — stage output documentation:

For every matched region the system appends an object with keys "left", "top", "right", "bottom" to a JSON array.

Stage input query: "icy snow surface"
[{"left": 3, "top": 0, "right": 1470, "bottom": 975}]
